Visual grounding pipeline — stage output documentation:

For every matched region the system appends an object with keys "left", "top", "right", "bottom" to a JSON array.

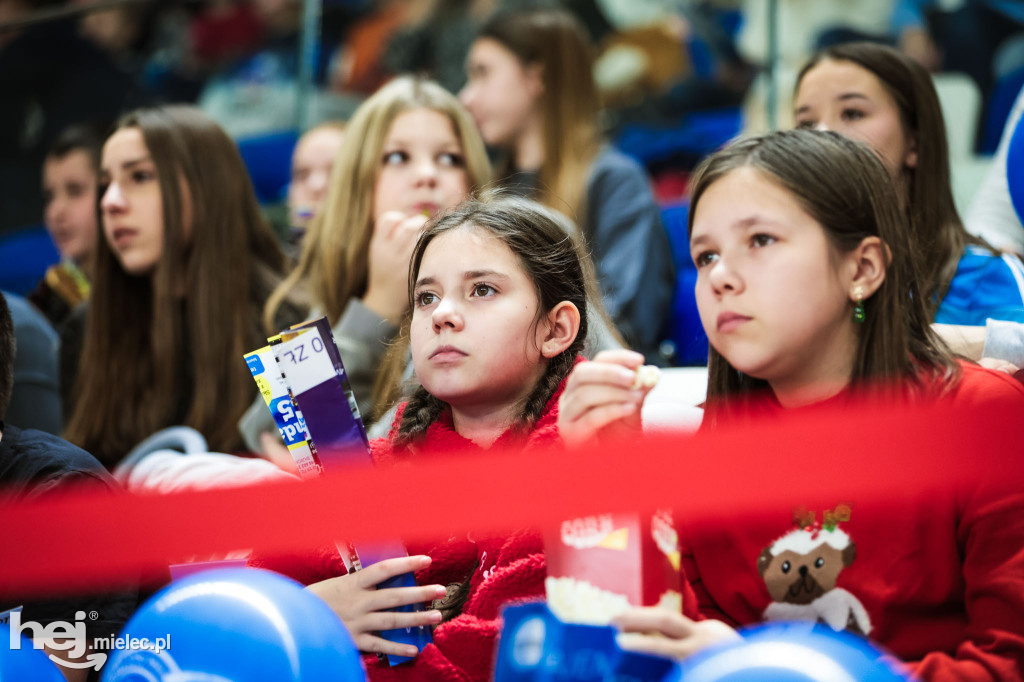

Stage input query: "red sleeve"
[
  {"left": 679, "top": 534, "right": 737, "bottom": 626},
  {"left": 364, "top": 531, "right": 546, "bottom": 681},
  {"left": 904, "top": 488, "right": 1024, "bottom": 681},
  {"left": 905, "top": 365, "right": 1024, "bottom": 680}
]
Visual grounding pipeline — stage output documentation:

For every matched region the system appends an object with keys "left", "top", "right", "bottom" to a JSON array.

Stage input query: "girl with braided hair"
[{"left": 252, "top": 195, "right": 620, "bottom": 680}]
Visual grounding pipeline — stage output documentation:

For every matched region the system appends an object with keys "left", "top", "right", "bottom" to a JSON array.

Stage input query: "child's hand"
[
  {"left": 306, "top": 555, "right": 446, "bottom": 656},
  {"left": 558, "top": 349, "right": 653, "bottom": 447},
  {"left": 365, "top": 211, "right": 430, "bottom": 324},
  {"left": 612, "top": 608, "right": 741, "bottom": 660},
  {"left": 258, "top": 431, "right": 298, "bottom": 475}
]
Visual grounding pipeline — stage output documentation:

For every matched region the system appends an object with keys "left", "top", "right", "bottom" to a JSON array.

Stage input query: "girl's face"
[
  {"left": 373, "top": 108, "right": 470, "bottom": 222},
  {"left": 42, "top": 150, "right": 99, "bottom": 264},
  {"left": 460, "top": 38, "right": 543, "bottom": 149},
  {"left": 411, "top": 226, "right": 548, "bottom": 412},
  {"left": 99, "top": 127, "right": 165, "bottom": 276},
  {"left": 288, "top": 126, "right": 344, "bottom": 228},
  {"left": 794, "top": 59, "right": 917, "bottom": 175},
  {"left": 691, "top": 167, "right": 862, "bottom": 397}
]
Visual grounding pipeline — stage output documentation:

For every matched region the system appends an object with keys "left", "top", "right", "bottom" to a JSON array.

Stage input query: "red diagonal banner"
[{"left": 1, "top": 397, "right": 1020, "bottom": 599}]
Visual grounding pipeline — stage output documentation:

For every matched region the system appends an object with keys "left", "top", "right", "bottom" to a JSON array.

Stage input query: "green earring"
[{"left": 852, "top": 288, "right": 865, "bottom": 323}]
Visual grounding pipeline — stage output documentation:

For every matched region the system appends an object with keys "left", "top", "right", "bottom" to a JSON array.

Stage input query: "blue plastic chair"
[
  {"left": 661, "top": 203, "right": 709, "bottom": 366},
  {"left": 0, "top": 225, "right": 59, "bottom": 296},
  {"left": 235, "top": 130, "right": 300, "bottom": 205}
]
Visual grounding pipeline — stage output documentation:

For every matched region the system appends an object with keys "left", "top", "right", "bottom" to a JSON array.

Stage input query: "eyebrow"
[
  {"left": 100, "top": 156, "right": 153, "bottom": 175},
  {"left": 414, "top": 269, "right": 511, "bottom": 288},
  {"left": 690, "top": 216, "right": 775, "bottom": 248},
  {"left": 383, "top": 139, "right": 461, "bottom": 150},
  {"left": 794, "top": 92, "right": 870, "bottom": 117}
]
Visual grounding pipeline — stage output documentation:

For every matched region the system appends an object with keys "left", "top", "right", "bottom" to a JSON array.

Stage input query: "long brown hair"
[
  {"left": 263, "top": 76, "right": 491, "bottom": 332},
  {"left": 392, "top": 196, "right": 591, "bottom": 447},
  {"left": 688, "top": 130, "right": 959, "bottom": 410},
  {"left": 478, "top": 9, "right": 602, "bottom": 228},
  {"left": 797, "top": 42, "right": 993, "bottom": 313},
  {"left": 64, "top": 105, "right": 289, "bottom": 467}
]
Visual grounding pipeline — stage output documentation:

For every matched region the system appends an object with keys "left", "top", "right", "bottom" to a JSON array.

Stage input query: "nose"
[
  {"left": 45, "top": 195, "right": 64, "bottom": 224},
  {"left": 308, "top": 169, "right": 329, "bottom": 198},
  {"left": 707, "top": 256, "right": 742, "bottom": 296},
  {"left": 414, "top": 158, "right": 439, "bottom": 188},
  {"left": 101, "top": 181, "right": 126, "bottom": 214},
  {"left": 458, "top": 83, "right": 474, "bottom": 110},
  {"left": 431, "top": 296, "right": 464, "bottom": 332},
  {"left": 799, "top": 565, "right": 808, "bottom": 577}
]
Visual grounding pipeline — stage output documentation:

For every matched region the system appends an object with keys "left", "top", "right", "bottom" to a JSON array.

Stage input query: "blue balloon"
[
  {"left": 666, "top": 622, "right": 907, "bottom": 682},
  {"left": 101, "top": 567, "right": 366, "bottom": 682},
  {"left": 1006, "top": 109, "right": 1024, "bottom": 225},
  {"left": 0, "top": 623, "right": 67, "bottom": 682}
]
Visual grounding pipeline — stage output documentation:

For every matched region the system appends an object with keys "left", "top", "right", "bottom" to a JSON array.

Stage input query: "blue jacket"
[{"left": 934, "top": 245, "right": 1024, "bottom": 325}]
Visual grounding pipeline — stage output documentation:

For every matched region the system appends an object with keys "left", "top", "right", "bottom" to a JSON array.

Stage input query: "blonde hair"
[{"left": 264, "top": 76, "right": 491, "bottom": 331}]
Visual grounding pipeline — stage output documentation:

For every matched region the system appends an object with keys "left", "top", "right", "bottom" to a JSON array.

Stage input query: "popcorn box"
[
  {"left": 246, "top": 316, "right": 431, "bottom": 665},
  {"left": 494, "top": 601, "right": 675, "bottom": 682},
  {"left": 245, "top": 346, "right": 320, "bottom": 478},
  {"left": 544, "top": 511, "right": 681, "bottom": 625}
]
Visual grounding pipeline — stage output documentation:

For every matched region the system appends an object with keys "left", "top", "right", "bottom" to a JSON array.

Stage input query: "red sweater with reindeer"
[
  {"left": 250, "top": 379, "right": 567, "bottom": 681},
  {"left": 681, "top": 362, "right": 1024, "bottom": 681}
]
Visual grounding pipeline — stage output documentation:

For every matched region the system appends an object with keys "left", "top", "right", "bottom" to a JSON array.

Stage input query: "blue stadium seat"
[
  {"left": 661, "top": 203, "right": 708, "bottom": 366},
  {"left": 235, "top": 130, "right": 299, "bottom": 205},
  {"left": 0, "top": 225, "right": 60, "bottom": 296}
]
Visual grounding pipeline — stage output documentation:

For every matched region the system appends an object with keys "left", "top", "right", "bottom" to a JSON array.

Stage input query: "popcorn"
[
  {"left": 545, "top": 511, "right": 682, "bottom": 626},
  {"left": 631, "top": 365, "right": 661, "bottom": 390},
  {"left": 545, "top": 576, "right": 633, "bottom": 625}
]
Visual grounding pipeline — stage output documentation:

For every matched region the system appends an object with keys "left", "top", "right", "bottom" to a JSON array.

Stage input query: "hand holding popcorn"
[{"left": 558, "top": 349, "right": 658, "bottom": 448}]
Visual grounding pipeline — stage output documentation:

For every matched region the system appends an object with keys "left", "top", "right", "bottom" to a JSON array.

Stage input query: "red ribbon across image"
[{"left": 1, "top": 396, "right": 1021, "bottom": 598}]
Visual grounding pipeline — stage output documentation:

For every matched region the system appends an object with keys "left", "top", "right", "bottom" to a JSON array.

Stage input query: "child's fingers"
[
  {"left": 560, "top": 385, "right": 644, "bottom": 423},
  {"left": 612, "top": 607, "right": 695, "bottom": 639},
  {"left": 364, "top": 607, "right": 443, "bottom": 633},
  {"left": 591, "top": 349, "right": 646, "bottom": 369},
  {"left": 398, "top": 213, "right": 430, "bottom": 234},
  {"left": 565, "top": 402, "right": 637, "bottom": 438},
  {"left": 354, "top": 633, "right": 421, "bottom": 659},
  {"left": 566, "top": 361, "right": 640, "bottom": 391},
  {"left": 375, "top": 210, "right": 407, "bottom": 239},
  {"left": 365, "top": 584, "right": 447, "bottom": 612},
  {"left": 615, "top": 632, "right": 694, "bottom": 660},
  {"left": 357, "top": 555, "right": 431, "bottom": 588}
]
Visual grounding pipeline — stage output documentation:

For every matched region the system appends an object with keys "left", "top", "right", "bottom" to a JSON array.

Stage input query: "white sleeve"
[
  {"left": 965, "top": 85, "right": 1024, "bottom": 255},
  {"left": 982, "top": 318, "right": 1024, "bottom": 367},
  {"left": 120, "top": 450, "right": 299, "bottom": 494}
]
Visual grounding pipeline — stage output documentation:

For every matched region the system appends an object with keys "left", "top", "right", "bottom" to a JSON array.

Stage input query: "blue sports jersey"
[{"left": 934, "top": 245, "right": 1024, "bottom": 325}]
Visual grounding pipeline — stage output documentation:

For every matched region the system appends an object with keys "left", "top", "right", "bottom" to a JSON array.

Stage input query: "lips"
[
  {"left": 429, "top": 345, "right": 468, "bottom": 362},
  {"left": 716, "top": 312, "right": 752, "bottom": 333},
  {"left": 413, "top": 202, "right": 440, "bottom": 217},
  {"left": 109, "top": 227, "right": 137, "bottom": 248}
]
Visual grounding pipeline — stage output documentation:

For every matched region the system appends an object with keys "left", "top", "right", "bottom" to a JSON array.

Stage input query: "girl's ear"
[
  {"left": 904, "top": 131, "right": 918, "bottom": 169},
  {"left": 849, "top": 236, "right": 887, "bottom": 300},
  {"left": 525, "top": 61, "right": 545, "bottom": 99},
  {"left": 540, "top": 301, "right": 580, "bottom": 359}
]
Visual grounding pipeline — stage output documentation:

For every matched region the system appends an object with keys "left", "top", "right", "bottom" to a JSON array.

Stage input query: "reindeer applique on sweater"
[{"left": 757, "top": 505, "right": 872, "bottom": 636}]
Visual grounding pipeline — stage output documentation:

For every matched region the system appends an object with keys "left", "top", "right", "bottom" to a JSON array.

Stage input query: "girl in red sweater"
[
  {"left": 255, "top": 195, "right": 594, "bottom": 680},
  {"left": 559, "top": 130, "right": 1024, "bottom": 679}
]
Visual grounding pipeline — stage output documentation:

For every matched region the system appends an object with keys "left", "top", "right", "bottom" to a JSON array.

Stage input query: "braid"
[
  {"left": 395, "top": 385, "right": 446, "bottom": 447},
  {"left": 518, "top": 353, "right": 574, "bottom": 429}
]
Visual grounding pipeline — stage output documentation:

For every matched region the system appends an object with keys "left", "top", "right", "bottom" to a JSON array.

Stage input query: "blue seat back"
[
  {"left": 661, "top": 203, "right": 708, "bottom": 366},
  {"left": 0, "top": 225, "right": 60, "bottom": 296}
]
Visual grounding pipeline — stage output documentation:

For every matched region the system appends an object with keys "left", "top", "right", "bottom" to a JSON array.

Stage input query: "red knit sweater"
[
  {"left": 251, "top": 374, "right": 568, "bottom": 681},
  {"left": 682, "top": 363, "right": 1024, "bottom": 681}
]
